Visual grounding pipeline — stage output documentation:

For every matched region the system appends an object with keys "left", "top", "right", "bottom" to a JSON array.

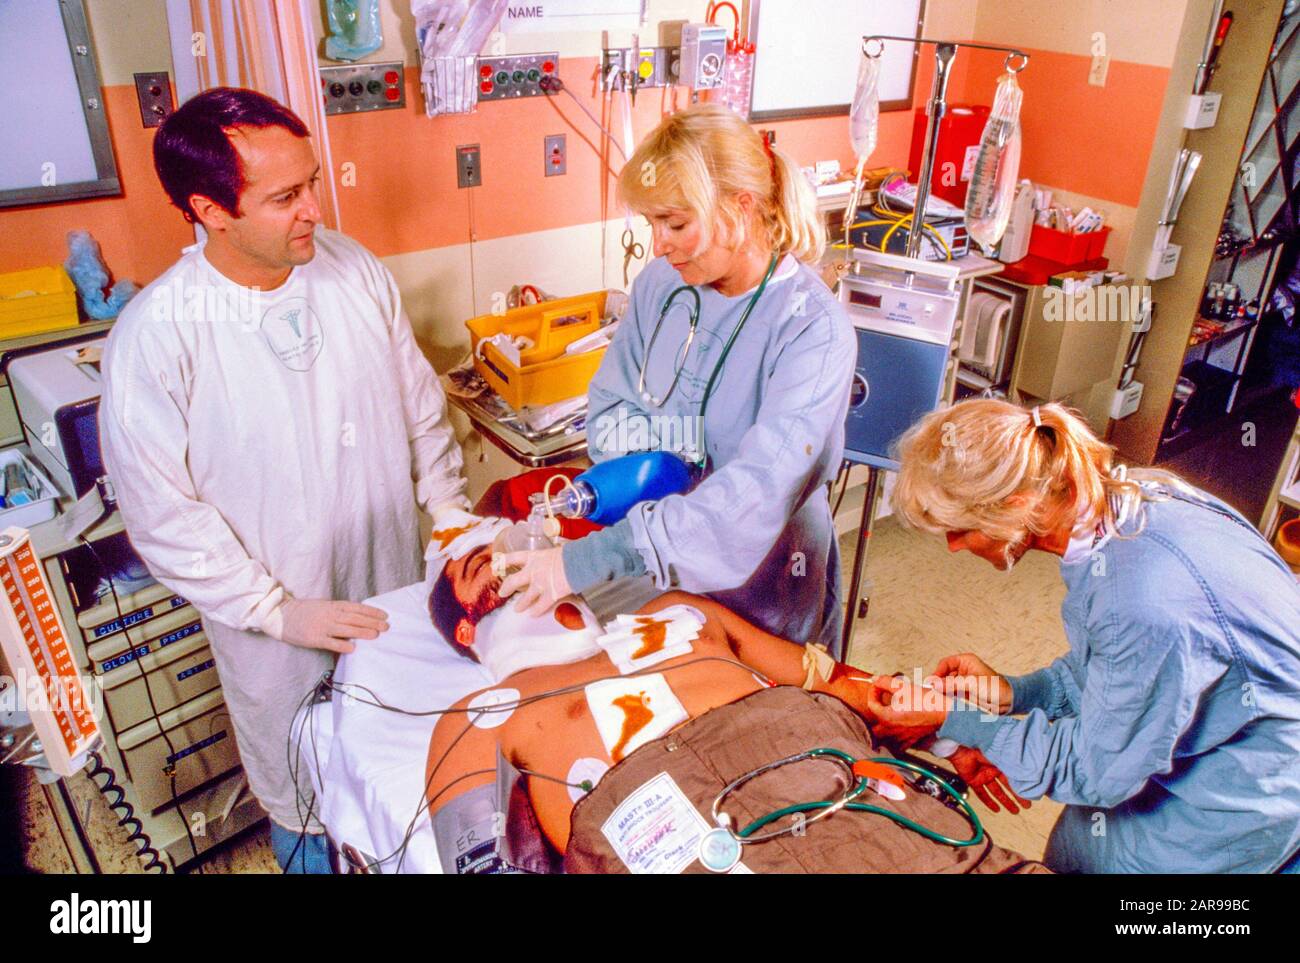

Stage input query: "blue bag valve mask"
[{"left": 543, "top": 452, "right": 695, "bottom": 526}]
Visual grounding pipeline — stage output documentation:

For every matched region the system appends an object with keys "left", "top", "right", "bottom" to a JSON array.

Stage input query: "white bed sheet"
[
  {"left": 302, "top": 581, "right": 494, "bottom": 873},
  {"left": 300, "top": 575, "right": 662, "bottom": 873}
]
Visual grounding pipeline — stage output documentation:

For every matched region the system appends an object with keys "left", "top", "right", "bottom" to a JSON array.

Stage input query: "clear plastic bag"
[
  {"left": 411, "top": 0, "right": 509, "bottom": 115},
  {"left": 325, "top": 0, "right": 383, "bottom": 62},
  {"left": 842, "top": 53, "right": 882, "bottom": 251},
  {"left": 849, "top": 52, "right": 881, "bottom": 163},
  {"left": 964, "top": 71, "right": 1024, "bottom": 251}
]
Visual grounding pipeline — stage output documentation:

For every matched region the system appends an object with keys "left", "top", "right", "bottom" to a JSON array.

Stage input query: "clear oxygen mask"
[{"left": 490, "top": 498, "right": 559, "bottom": 578}]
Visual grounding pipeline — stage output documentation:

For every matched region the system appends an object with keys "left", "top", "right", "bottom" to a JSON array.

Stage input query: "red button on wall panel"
[
  {"left": 480, "top": 80, "right": 493, "bottom": 94},
  {"left": 385, "top": 70, "right": 400, "bottom": 84},
  {"left": 385, "top": 87, "right": 401, "bottom": 101},
  {"left": 542, "top": 60, "right": 555, "bottom": 73},
  {"left": 480, "top": 64, "right": 493, "bottom": 78}
]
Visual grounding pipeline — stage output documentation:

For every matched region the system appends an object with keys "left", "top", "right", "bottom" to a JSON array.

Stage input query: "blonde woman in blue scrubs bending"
[{"left": 873, "top": 398, "right": 1300, "bottom": 874}]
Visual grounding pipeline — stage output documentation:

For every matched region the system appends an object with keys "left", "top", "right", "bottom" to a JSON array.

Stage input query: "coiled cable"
[{"left": 86, "top": 750, "right": 166, "bottom": 873}]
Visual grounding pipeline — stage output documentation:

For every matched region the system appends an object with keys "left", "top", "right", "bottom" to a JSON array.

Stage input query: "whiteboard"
[
  {"left": 499, "top": 0, "right": 642, "bottom": 33},
  {"left": 0, "top": 0, "right": 119, "bottom": 207},
  {"left": 748, "top": 0, "right": 925, "bottom": 120}
]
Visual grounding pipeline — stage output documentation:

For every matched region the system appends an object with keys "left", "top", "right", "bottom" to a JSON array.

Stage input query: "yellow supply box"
[
  {"left": 0, "top": 267, "right": 80, "bottom": 339},
  {"left": 466, "top": 291, "right": 608, "bottom": 409}
]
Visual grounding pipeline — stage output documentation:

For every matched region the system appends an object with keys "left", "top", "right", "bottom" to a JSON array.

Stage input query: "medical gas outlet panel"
[
  {"left": 320, "top": 62, "right": 405, "bottom": 115},
  {"left": 600, "top": 23, "right": 728, "bottom": 93},
  {"left": 601, "top": 46, "right": 678, "bottom": 91},
  {"left": 475, "top": 53, "right": 559, "bottom": 100}
]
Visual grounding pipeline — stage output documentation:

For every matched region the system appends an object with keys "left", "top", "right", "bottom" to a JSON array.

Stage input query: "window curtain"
[{"left": 165, "top": 0, "right": 341, "bottom": 230}]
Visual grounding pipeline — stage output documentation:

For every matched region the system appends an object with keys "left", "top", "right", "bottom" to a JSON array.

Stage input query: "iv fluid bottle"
[
  {"left": 722, "top": 47, "right": 753, "bottom": 115},
  {"left": 964, "top": 73, "right": 1023, "bottom": 251}
]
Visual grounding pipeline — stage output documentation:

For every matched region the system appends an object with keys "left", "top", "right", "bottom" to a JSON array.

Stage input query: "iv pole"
[
  {"left": 861, "top": 36, "right": 1028, "bottom": 260},
  {"left": 839, "top": 37, "right": 1028, "bottom": 658}
]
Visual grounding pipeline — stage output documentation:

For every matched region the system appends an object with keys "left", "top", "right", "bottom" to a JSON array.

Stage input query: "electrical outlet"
[
  {"left": 544, "top": 134, "right": 566, "bottom": 177},
  {"left": 1111, "top": 381, "right": 1144, "bottom": 420},
  {"left": 457, "top": 144, "right": 481, "bottom": 188},
  {"left": 1089, "top": 55, "right": 1109, "bottom": 87},
  {"left": 133, "top": 72, "right": 173, "bottom": 127}
]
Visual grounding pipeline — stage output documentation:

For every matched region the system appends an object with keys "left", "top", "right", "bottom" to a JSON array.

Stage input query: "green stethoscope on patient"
[
  {"left": 636, "top": 253, "right": 779, "bottom": 469},
  {"left": 698, "top": 747, "right": 985, "bottom": 873}
]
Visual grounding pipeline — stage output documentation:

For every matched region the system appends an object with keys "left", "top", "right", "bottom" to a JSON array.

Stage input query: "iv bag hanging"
[
  {"left": 849, "top": 52, "right": 881, "bottom": 163},
  {"left": 964, "top": 71, "right": 1024, "bottom": 251},
  {"left": 843, "top": 49, "right": 882, "bottom": 248}
]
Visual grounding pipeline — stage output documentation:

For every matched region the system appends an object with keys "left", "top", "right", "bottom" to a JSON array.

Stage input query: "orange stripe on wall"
[
  {"left": 0, "top": 57, "right": 926, "bottom": 285},
  {"left": 948, "top": 46, "right": 1170, "bottom": 208},
  {"left": 327, "top": 59, "right": 925, "bottom": 259},
  {"left": 0, "top": 85, "right": 193, "bottom": 285}
]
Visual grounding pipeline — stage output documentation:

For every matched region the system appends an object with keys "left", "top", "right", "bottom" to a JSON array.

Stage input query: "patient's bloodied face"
[
  {"left": 445, "top": 546, "right": 506, "bottom": 625},
  {"left": 430, "top": 545, "right": 588, "bottom": 651}
]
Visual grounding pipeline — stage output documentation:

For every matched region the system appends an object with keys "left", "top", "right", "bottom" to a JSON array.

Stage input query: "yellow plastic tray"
[
  {"left": 465, "top": 291, "right": 608, "bottom": 409},
  {"left": 0, "top": 266, "right": 79, "bottom": 339}
]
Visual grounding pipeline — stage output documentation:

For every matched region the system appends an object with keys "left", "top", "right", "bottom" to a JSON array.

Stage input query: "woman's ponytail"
[{"left": 766, "top": 149, "right": 825, "bottom": 263}]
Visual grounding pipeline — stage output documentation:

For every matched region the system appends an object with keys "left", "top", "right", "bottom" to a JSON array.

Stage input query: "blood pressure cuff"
[
  {"left": 433, "top": 750, "right": 560, "bottom": 874},
  {"left": 564, "top": 686, "right": 1049, "bottom": 874}
]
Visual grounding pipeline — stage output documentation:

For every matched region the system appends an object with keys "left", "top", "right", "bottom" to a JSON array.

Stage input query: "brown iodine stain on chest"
[
  {"left": 630, "top": 616, "right": 670, "bottom": 660},
  {"left": 609, "top": 693, "right": 653, "bottom": 762}
]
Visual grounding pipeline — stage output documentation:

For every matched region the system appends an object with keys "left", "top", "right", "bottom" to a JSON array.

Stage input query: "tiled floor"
[
  {"left": 18, "top": 514, "right": 1070, "bottom": 874},
  {"left": 841, "top": 515, "right": 1068, "bottom": 864}
]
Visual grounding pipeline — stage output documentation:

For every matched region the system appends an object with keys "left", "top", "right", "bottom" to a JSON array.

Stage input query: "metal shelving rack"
[
  {"left": 1162, "top": 6, "right": 1300, "bottom": 454},
  {"left": 1248, "top": 6, "right": 1300, "bottom": 547}
]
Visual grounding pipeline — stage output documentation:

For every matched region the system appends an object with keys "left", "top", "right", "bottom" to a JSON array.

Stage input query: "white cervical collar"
[{"left": 471, "top": 597, "right": 604, "bottom": 683}]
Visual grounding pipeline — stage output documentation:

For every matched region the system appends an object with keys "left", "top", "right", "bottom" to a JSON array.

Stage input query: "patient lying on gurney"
[{"left": 423, "top": 542, "right": 1045, "bottom": 874}]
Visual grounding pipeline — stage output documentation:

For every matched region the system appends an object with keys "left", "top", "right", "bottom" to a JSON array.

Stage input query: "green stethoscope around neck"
[{"left": 636, "top": 253, "right": 780, "bottom": 466}]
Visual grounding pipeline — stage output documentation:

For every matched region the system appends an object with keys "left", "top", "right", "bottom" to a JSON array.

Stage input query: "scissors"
[{"left": 621, "top": 228, "right": 645, "bottom": 287}]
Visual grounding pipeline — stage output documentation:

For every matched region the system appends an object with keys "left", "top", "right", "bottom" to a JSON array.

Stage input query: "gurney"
[{"left": 297, "top": 575, "right": 659, "bottom": 872}]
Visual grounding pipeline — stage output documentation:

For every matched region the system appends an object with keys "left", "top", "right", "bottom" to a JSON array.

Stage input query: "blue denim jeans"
[{"left": 270, "top": 822, "right": 334, "bottom": 874}]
